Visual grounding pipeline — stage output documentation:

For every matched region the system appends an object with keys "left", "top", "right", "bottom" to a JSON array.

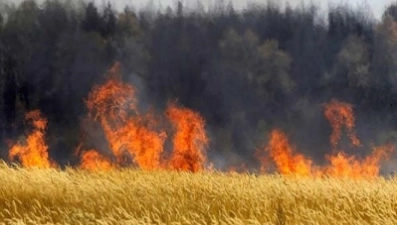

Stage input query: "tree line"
[{"left": 1, "top": 0, "right": 397, "bottom": 168}]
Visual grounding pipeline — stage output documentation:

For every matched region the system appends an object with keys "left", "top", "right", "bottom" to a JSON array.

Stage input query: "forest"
[{"left": 0, "top": 0, "right": 397, "bottom": 171}]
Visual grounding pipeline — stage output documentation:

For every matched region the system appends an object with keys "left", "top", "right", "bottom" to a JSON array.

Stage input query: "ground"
[{"left": 0, "top": 163, "right": 396, "bottom": 225}]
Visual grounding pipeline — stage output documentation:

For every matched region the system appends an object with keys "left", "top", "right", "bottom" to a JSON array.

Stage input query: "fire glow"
[
  {"left": 9, "top": 110, "right": 55, "bottom": 168},
  {"left": 7, "top": 63, "right": 395, "bottom": 178},
  {"left": 257, "top": 99, "right": 395, "bottom": 178},
  {"left": 74, "top": 62, "right": 208, "bottom": 172}
]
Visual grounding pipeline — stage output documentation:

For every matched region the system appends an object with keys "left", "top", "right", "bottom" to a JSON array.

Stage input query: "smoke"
[{"left": 1, "top": 0, "right": 397, "bottom": 175}]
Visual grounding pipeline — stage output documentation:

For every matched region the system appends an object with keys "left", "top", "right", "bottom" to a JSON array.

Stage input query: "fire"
[
  {"left": 363, "top": 144, "right": 395, "bottom": 174},
  {"left": 9, "top": 110, "right": 55, "bottom": 168},
  {"left": 325, "top": 144, "right": 394, "bottom": 178},
  {"left": 77, "top": 63, "right": 210, "bottom": 172},
  {"left": 112, "top": 114, "right": 167, "bottom": 169},
  {"left": 324, "top": 99, "right": 361, "bottom": 149},
  {"left": 258, "top": 129, "right": 313, "bottom": 176},
  {"left": 9, "top": 61, "right": 388, "bottom": 177},
  {"left": 80, "top": 150, "right": 114, "bottom": 171},
  {"left": 257, "top": 99, "right": 394, "bottom": 178},
  {"left": 322, "top": 100, "right": 393, "bottom": 178},
  {"left": 166, "top": 104, "right": 208, "bottom": 172},
  {"left": 84, "top": 62, "right": 166, "bottom": 170}
]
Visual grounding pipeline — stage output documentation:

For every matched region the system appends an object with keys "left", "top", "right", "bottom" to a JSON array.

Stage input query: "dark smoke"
[{"left": 1, "top": 0, "right": 397, "bottom": 172}]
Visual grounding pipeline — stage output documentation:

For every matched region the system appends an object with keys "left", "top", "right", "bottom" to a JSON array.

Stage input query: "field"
[{"left": 0, "top": 164, "right": 395, "bottom": 225}]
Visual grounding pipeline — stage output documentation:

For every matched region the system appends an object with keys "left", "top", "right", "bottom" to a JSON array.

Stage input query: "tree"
[
  {"left": 367, "top": 10, "right": 397, "bottom": 113},
  {"left": 117, "top": 7, "right": 141, "bottom": 37},
  {"left": 177, "top": 1, "right": 183, "bottom": 18},
  {"left": 333, "top": 35, "right": 370, "bottom": 88},
  {"left": 82, "top": 2, "right": 100, "bottom": 33},
  {"left": 383, "top": 3, "right": 397, "bottom": 22},
  {"left": 219, "top": 28, "right": 294, "bottom": 97},
  {"left": 101, "top": 3, "right": 116, "bottom": 38}
]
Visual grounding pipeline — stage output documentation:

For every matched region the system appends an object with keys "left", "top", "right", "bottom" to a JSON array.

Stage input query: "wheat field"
[{"left": 0, "top": 163, "right": 396, "bottom": 225}]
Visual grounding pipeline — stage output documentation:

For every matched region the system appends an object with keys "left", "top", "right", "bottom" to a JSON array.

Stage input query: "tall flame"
[
  {"left": 324, "top": 99, "right": 360, "bottom": 149},
  {"left": 9, "top": 110, "right": 54, "bottom": 168},
  {"left": 84, "top": 62, "right": 166, "bottom": 170},
  {"left": 166, "top": 104, "right": 208, "bottom": 172},
  {"left": 258, "top": 129, "right": 313, "bottom": 176},
  {"left": 322, "top": 99, "right": 393, "bottom": 178}
]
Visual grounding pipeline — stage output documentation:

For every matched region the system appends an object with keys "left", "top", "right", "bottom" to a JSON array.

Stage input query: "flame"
[
  {"left": 113, "top": 114, "right": 167, "bottom": 169},
  {"left": 325, "top": 153, "right": 368, "bottom": 178},
  {"left": 255, "top": 99, "right": 395, "bottom": 178},
  {"left": 166, "top": 103, "right": 208, "bottom": 172},
  {"left": 14, "top": 62, "right": 392, "bottom": 177},
  {"left": 78, "top": 63, "right": 210, "bottom": 172},
  {"left": 80, "top": 150, "right": 114, "bottom": 171},
  {"left": 258, "top": 129, "right": 313, "bottom": 176},
  {"left": 363, "top": 144, "right": 395, "bottom": 174},
  {"left": 324, "top": 99, "right": 360, "bottom": 149},
  {"left": 27, "top": 61, "right": 389, "bottom": 176},
  {"left": 322, "top": 99, "right": 394, "bottom": 178},
  {"left": 9, "top": 110, "right": 55, "bottom": 168},
  {"left": 83, "top": 62, "right": 166, "bottom": 170},
  {"left": 325, "top": 144, "right": 394, "bottom": 178}
]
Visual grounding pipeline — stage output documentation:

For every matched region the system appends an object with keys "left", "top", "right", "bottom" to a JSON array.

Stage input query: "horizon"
[
  {"left": 78, "top": 0, "right": 394, "bottom": 20},
  {"left": 1, "top": 0, "right": 393, "bottom": 20}
]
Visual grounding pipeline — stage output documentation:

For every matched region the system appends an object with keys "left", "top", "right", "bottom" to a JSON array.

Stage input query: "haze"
[
  {"left": 89, "top": 0, "right": 392, "bottom": 20},
  {"left": 1, "top": 0, "right": 393, "bottom": 20}
]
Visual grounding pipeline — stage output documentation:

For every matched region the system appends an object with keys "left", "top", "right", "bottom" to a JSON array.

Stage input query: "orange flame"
[
  {"left": 258, "top": 129, "right": 313, "bottom": 176},
  {"left": 82, "top": 62, "right": 166, "bottom": 170},
  {"left": 9, "top": 110, "right": 55, "bottom": 168},
  {"left": 78, "top": 63, "right": 210, "bottom": 172},
  {"left": 166, "top": 103, "right": 208, "bottom": 172},
  {"left": 322, "top": 99, "right": 394, "bottom": 178},
  {"left": 255, "top": 99, "right": 395, "bottom": 178},
  {"left": 80, "top": 150, "right": 114, "bottom": 171},
  {"left": 324, "top": 99, "right": 360, "bottom": 149},
  {"left": 325, "top": 144, "right": 394, "bottom": 178},
  {"left": 112, "top": 114, "right": 167, "bottom": 169}
]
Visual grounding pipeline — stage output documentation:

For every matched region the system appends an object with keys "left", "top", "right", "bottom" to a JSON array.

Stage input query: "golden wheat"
[{"left": 0, "top": 163, "right": 396, "bottom": 225}]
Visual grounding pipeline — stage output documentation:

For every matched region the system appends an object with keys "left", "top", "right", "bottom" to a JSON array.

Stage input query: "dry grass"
[{"left": 0, "top": 163, "right": 396, "bottom": 225}]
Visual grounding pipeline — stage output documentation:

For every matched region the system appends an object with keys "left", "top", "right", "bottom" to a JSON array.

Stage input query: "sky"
[
  {"left": 1, "top": 0, "right": 394, "bottom": 20},
  {"left": 90, "top": 0, "right": 392, "bottom": 20}
]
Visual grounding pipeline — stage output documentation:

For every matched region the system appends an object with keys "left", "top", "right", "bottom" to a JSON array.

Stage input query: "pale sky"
[
  {"left": 1, "top": 0, "right": 394, "bottom": 20},
  {"left": 91, "top": 0, "right": 392, "bottom": 20}
]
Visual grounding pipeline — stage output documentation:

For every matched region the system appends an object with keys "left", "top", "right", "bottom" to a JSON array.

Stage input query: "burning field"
[
  {"left": 1, "top": 62, "right": 397, "bottom": 224},
  {"left": 3, "top": 61, "right": 394, "bottom": 175},
  {"left": 6, "top": 62, "right": 396, "bottom": 177},
  {"left": 5, "top": 0, "right": 397, "bottom": 223}
]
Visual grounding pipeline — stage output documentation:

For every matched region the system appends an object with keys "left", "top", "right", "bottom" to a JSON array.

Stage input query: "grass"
[{"left": 0, "top": 163, "right": 396, "bottom": 224}]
